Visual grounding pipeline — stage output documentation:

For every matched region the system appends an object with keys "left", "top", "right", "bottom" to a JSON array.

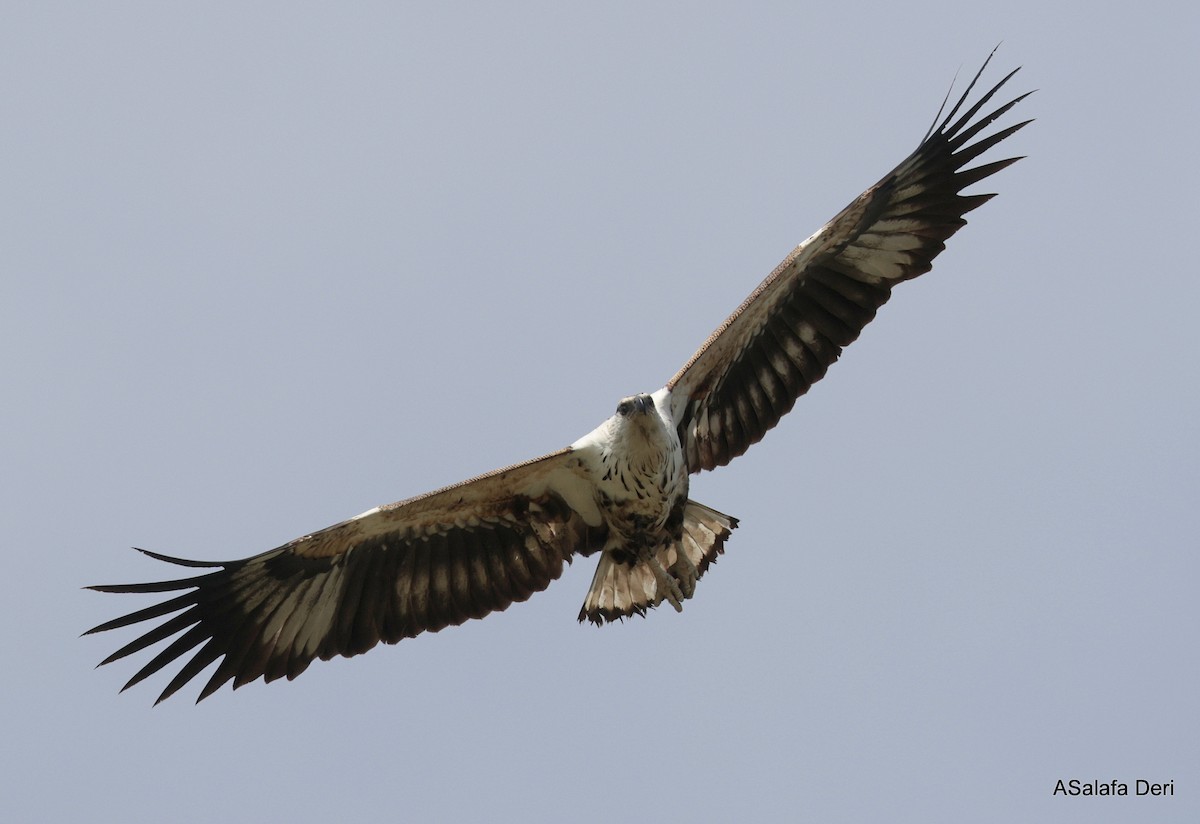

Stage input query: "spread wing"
[
  {"left": 666, "top": 53, "right": 1032, "bottom": 472},
  {"left": 85, "top": 449, "right": 605, "bottom": 704}
]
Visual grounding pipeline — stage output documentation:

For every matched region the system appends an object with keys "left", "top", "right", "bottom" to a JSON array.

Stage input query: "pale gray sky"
[{"left": 4, "top": 3, "right": 1198, "bottom": 822}]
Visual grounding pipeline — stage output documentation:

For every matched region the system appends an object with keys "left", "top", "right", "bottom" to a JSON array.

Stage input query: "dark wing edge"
[
  {"left": 84, "top": 449, "right": 604, "bottom": 704},
  {"left": 667, "top": 51, "right": 1033, "bottom": 473}
]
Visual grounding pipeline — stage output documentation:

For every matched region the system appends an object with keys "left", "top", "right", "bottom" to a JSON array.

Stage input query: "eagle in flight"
[{"left": 87, "top": 53, "right": 1031, "bottom": 703}]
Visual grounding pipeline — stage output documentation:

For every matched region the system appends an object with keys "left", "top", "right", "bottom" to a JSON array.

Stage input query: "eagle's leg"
[
  {"left": 670, "top": 547, "right": 699, "bottom": 600},
  {"left": 647, "top": 553, "right": 685, "bottom": 612}
]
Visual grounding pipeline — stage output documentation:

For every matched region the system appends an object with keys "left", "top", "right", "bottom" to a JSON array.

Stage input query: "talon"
[
  {"left": 647, "top": 556, "right": 684, "bottom": 612},
  {"left": 671, "top": 548, "right": 699, "bottom": 599}
]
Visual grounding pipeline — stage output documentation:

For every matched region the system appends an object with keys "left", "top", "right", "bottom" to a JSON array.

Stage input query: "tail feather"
[{"left": 578, "top": 501, "right": 737, "bottom": 625}]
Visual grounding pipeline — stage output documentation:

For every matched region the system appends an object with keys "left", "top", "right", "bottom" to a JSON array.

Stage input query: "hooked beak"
[{"left": 616, "top": 393, "right": 655, "bottom": 418}]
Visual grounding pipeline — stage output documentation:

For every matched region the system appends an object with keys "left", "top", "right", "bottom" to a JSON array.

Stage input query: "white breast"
[{"left": 569, "top": 393, "right": 687, "bottom": 535}]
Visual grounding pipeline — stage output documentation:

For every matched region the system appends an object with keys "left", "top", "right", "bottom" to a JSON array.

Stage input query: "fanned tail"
[{"left": 578, "top": 501, "right": 737, "bottom": 625}]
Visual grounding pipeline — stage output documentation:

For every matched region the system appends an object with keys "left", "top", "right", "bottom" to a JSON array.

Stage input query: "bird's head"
[
  {"left": 610, "top": 392, "right": 672, "bottom": 449},
  {"left": 615, "top": 393, "right": 655, "bottom": 419}
]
